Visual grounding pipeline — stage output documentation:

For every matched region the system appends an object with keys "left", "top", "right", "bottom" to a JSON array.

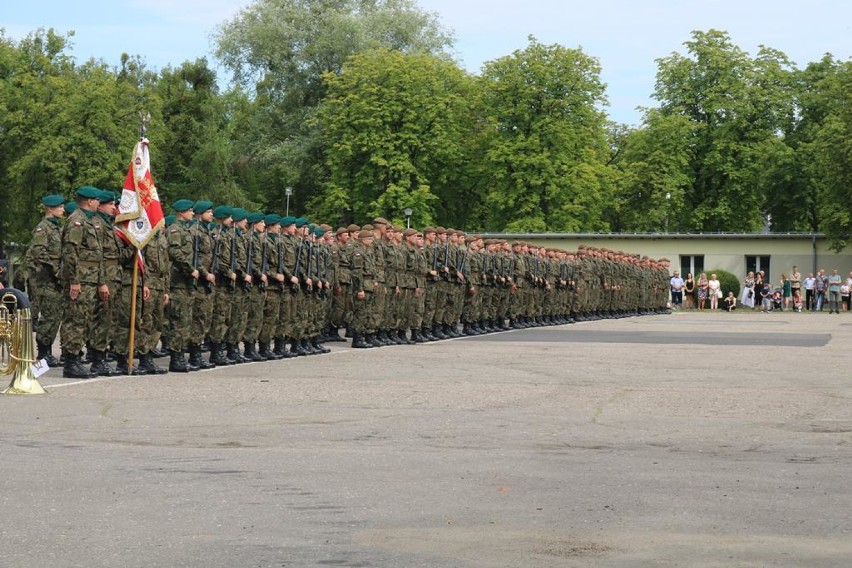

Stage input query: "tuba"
[{"left": 1, "top": 291, "right": 46, "bottom": 395}]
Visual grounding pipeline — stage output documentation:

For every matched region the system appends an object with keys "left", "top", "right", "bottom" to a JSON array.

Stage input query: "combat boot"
[
  {"left": 288, "top": 338, "right": 305, "bottom": 357},
  {"left": 273, "top": 337, "right": 294, "bottom": 359},
  {"left": 242, "top": 341, "right": 264, "bottom": 362},
  {"left": 351, "top": 333, "right": 370, "bottom": 348},
  {"left": 62, "top": 353, "right": 95, "bottom": 379},
  {"left": 258, "top": 341, "right": 276, "bottom": 360},
  {"left": 209, "top": 343, "right": 231, "bottom": 366},
  {"left": 114, "top": 353, "right": 138, "bottom": 375},
  {"left": 367, "top": 333, "right": 383, "bottom": 348},
  {"left": 89, "top": 349, "right": 117, "bottom": 377},
  {"left": 225, "top": 343, "right": 242, "bottom": 364},
  {"left": 138, "top": 352, "right": 167, "bottom": 375},
  {"left": 169, "top": 350, "right": 192, "bottom": 373},
  {"left": 299, "top": 338, "right": 316, "bottom": 355},
  {"left": 189, "top": 345, "right": 215, "bottom": 369},
  {"left": 37, "top": 340, "right": 62, "bottom": 368},
  {"left": 311, "top": 337, "right": 331, "bottom": 354}
]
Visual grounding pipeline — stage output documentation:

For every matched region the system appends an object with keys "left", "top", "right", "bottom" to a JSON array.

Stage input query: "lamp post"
[
  {"left": 285, "top": 187, "right": 293, "bottom": 217},
  {"left": 664, "top": 192, "right": 671, "bottom": 233},
  {"left": 404, "top": 207, "right": 413, "bottom": 229}
]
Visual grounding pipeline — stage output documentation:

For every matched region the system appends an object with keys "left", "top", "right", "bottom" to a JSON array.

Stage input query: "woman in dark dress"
[
  {"left": 754, "top": 271, "right": 765, "bottom": 309},
  {"left": 684, "top": 273, "right": 695, "bottom": 309}
]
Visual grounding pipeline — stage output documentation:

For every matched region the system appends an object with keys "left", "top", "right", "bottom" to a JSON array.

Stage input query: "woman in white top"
[
  {"left": 740, "top": 271, "right": 755, "bottom": 309},
  {"left": 708, "top": 273, "right": 721, "bottom": 310}
]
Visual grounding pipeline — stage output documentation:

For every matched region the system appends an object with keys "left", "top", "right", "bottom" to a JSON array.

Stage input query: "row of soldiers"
[{"left": 24, "top": 188, "right": 672, "bottom": 378}]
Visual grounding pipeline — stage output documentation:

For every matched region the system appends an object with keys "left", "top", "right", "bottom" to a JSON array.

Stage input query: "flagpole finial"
[{"left": 139, "top": 111, "right": 151, "bottom": 139}]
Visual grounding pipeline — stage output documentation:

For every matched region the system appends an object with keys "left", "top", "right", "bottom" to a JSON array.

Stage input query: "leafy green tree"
[
  {"left": 313, "top": 48, "right": 477, "bottom": 226},
  {"left": 479, "top": 37, "right": 613, "bottom": 233},
  {"left": 648, "top": 30, "right": 797, "bottom": 232},
  {"left": 214, "top": 0, "right": 453, "bottom": 218},
  {"left": 0, "top": 29, "right": 143, "bottom": 244},
  {"left": 154, "top": 58, "right": 248, "bottom": 208}
]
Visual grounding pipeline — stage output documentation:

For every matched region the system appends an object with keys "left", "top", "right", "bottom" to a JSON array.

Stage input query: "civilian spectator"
[
  {"left": 760, "top": 280, "right": 774, "bottom": 312},
  {"left": 724, "top": 291, "right": 737, "bottom": 311},
  {"left": 697, "top": 272, "right": 709, "bottom": 311},
  {"left": 670, "top": 271, "right": 684, "bottom": 309},
  {"left": 814, "top": 269, "right": 827, "bottom": 312},
  {"left": 827, "top": 269, "right": 842, "bottom": 314},
  {"left": 683, "top": 273, "right": 695, "bottom": 310},
  {"left": 754, "top": 271, "right": 765, "bottom": 308},
  {"left": 790, "top": 266, "right": 802, "bottom": 301},
  {"left": 740, "top": 271, "right": 755, "bottom": 309},
  {"left": 780, "top": 273, "right": 792, "bottom": 310},
  {"left": 708, "top": 273, "right": 721, "bottom": 310},
  {"left": 841, "top": 281, "right": 850, "bottom": 313},
  {"left": 803, "top": 272, "right": 816, "bottom": 311}
]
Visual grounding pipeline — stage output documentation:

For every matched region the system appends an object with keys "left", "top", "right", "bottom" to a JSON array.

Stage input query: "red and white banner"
[{"left": 116, "top": 138, "right": 164, "bottom": 249}]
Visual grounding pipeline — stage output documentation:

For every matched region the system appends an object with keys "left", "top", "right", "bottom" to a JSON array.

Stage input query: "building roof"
[{"left": 481, "top": 232, "right": 826, "bottom": 241}]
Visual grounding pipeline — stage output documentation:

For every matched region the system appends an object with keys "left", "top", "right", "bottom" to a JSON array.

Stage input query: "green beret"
[
  {"left": 42, "top": 194, "right": 64, "bottom": 207},
  {"left": 192, "top": 200, "right": 214, "bottom": 214},
  {"left": 313, "top": 227, "right": 326, "bottom": 237},
  {"left": 265, "top": 214, "right": 282, "bottom": 226},
  {"left": 280, "top": 215, "right": 296, "bottom": 226},
  {"left": 231, "top": 208, "right": 248, "bottom": 222},
  {"left": 97, "top": 190, "right": 117, "bottom": 204},
  {"left": 212, "top": 205, "right": 232, "bottom": 220},
  {"left": 294, "top": 216, "right": 309, "bottom": 228},
  {"left": 64, "top": 201, "right": 77, "bottom": 214},
  {"left": 75, "top": 186, "right": 101, "bottom": 199},
  {"left": 247, "top": 212, "right": 265, "bottom": 224},
  {"left": 172, "top": 199, "right": 194, "bottom": 212},
  {"left": 165, "top": 214, "right": 177, "bottom": 227}
]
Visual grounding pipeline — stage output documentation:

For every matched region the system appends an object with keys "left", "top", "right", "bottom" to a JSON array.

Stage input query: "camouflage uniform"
[{"left": 25, "top": 216, "right": 64, "bottom": 354}]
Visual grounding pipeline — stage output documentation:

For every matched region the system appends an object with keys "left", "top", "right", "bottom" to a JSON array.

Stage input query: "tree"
[
  {"left": 313, "top": 48, "right": 477, "bottom": 226},
  {"left": 214, "top": 0, "right": 453, "bottom": 217},
  {"left": 479, "top": 37, "right": 613, "bottom": 233},
  {"left": 648, "top": 30, "right": 798, "bottom": 232},
  {"left": 0, "top": 29, "right": 143, "bottom": 245},
  {"left": 154, "top": 58, "right": 248, "bottom": 207}
]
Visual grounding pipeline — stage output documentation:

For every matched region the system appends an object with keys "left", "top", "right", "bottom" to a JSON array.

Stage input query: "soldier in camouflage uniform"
[
  {"left": 59, "top": 186, "right": 104, "bottom": 378},
  {"left": 25, "top": 194, "right": 65, "bottom": 366},
  {"left": 225, "top": 208, "right": 250, "bottom": 363},
  {"left": 166, "top": 199, "right": 198, "bottom": 372},
  {"left": 207, "top": 206, "right": 235, "bottom": 366},
  {"left": 241, "top": 212, "right": 268, "bottom": 361},
  {"left": 87, "top": 190, "right": 128, "bottom": 376},
  {"left": 188, "top": 201, "right": 216, "bottom": 369},
  {"left": 258, "top": 214, "right": 285, "bottom": 360},
  {"left": 350, "top": 230, "right": 378, "bottom": 348},
  {"left": 136, "top": 224, "right": 170, "bottom": 375}
]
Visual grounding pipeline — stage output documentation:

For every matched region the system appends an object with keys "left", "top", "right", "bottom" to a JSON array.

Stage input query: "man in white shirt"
[
  {"left": 670, "top": 271, "right": 684, "bottom": 309},
  {"left": 803, "top": 272, "right": 816, "bottom": 311}
]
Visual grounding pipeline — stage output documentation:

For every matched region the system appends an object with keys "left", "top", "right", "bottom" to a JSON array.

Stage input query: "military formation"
[{"left": 23, "top": 188, "right": 673, "bottom": 379}]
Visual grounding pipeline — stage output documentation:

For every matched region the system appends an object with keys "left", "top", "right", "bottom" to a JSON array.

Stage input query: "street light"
[
  {"left": 665, "top": 192, "right": 671, "bottom": 233},
  {"left": 285, "top": 187, "right": 293, "bottom": 217},
  {"left": 404, "top": 207, "right": 413, "bottom": 229}
]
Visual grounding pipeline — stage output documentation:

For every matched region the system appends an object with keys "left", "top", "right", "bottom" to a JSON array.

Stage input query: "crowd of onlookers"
[{"left": 668, "top": 266, "right": 852, "bottom": 313}]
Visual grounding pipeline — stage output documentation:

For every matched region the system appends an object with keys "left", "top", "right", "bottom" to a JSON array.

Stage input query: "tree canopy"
[{"left": 1, "top": 8, "right": 850, "bottom": 250}]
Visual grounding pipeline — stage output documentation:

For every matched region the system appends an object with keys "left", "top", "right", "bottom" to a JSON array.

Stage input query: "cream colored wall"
[{"left": 522, "top": 236, "right": 852, "bottom": 278}]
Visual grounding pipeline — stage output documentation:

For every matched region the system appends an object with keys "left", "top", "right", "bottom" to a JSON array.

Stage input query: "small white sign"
[{"left": 31, "top": 359, "right": 49, "bottom": 378}]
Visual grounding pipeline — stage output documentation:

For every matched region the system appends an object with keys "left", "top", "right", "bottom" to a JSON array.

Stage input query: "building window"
[
  {"left": 746, "top": 255, "right": 771, "bottom": 280},
  {"left": 680, "top": 255, "right": 704, "bottom": 277}
]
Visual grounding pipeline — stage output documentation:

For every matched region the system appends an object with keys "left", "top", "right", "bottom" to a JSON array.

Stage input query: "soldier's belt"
[{"left": 77, "top": 260, "right": 102, "bottom": 267}]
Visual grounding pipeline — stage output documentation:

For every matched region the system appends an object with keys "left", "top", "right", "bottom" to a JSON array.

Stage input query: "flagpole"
[
  {"left": 127, "top": 253, "right": 140, "bottom": 372},
  {"left": 124, "top": 112, "right": 151, "bottom": 374}
]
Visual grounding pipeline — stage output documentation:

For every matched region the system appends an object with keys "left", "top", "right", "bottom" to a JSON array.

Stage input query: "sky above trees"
[{"left": 4, "top": 0, "right": 850, "bottom": 125}]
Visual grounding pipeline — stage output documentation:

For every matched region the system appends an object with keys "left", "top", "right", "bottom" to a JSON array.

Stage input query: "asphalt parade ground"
[{"left": 2, "top": 311, "right": 851, "bottom": 567}]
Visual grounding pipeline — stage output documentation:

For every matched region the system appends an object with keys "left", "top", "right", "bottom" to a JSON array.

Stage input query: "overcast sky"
[{"left": 4, "top": 0, "right": 851, "bottom": 125}]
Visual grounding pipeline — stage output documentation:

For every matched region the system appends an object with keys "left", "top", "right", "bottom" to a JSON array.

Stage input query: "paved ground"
[{"left": 2, "top": 310, "right": 851, "bottom": 567}]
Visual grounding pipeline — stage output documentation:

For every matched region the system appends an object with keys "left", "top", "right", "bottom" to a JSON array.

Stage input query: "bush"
[{"left": 707, "top": 269, "right": 740, "bottom": 300}]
